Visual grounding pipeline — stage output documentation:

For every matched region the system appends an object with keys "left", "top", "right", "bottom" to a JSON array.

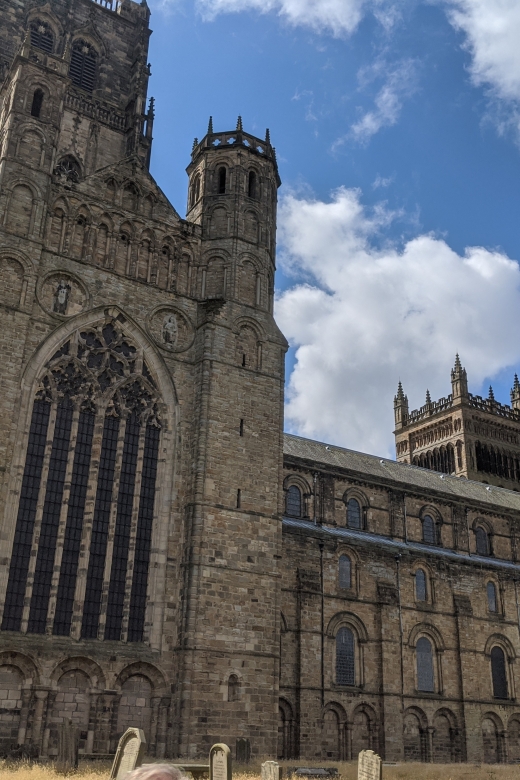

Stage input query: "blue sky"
[{"left": 147, "top": 0, "right": 520, "bottom": 457}]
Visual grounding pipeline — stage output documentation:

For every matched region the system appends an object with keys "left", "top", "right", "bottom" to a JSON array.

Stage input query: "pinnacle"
[
  {"left": 514, "top": 374, "right": 520, "bottom": 392},
  {"left": 265, "top": 128, "right": 271, "bottom": 144},
  {"left": 454, "top": 353, "right": 462, "bottom": 371},
  {"left": 425, "top": 389, "right": 431, "bottom": 404},
  {"left": 236, "top": 115, "right": 243, "bottom": 132},
  {"left": 207, "top": 116, "right": 213, "bottom": 134},
  {"left": 488, "top": 385, "right": 495, "bottom": 402},
  {"left": 396, "top": 380, "right": 405, "bottom": 401},
  {"left": 192, "top": 137, "right": 198, "bottom": 151}
]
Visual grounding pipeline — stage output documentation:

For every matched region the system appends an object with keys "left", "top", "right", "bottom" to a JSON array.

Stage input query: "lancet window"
[{"left": 1, "top": 320, "right": 162, "bottom": 643}]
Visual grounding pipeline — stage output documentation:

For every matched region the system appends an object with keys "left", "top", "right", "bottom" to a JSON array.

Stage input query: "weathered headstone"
[
  {"left": 261, "top": 761, "right": 281, "bottom": 780},
  {"left": 358, "top": 750, "right": 382, "bottom": 780},
  {"left": 110, "top": 728, "right": 146, "bottom": 780},
  {"left": 56, "top": 719, "right": 78, "bottom": 772},
  {"left": 210, "top": 743, "right": 232, "bottom": 780},
  {"left": 235, "top": 738, "right": 250, "bottom": 763}
]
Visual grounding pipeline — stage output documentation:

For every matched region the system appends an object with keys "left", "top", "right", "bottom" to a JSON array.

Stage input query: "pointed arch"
[{"left": 0, "top": 308, "right": 178, "bottom": 648}]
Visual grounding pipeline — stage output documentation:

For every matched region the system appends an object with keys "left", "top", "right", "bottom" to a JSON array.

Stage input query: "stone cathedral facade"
[{"left": 2, "top": 0, "right": 520, "bottom": 767}]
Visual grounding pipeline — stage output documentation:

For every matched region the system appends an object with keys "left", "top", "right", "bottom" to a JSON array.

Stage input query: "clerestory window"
[{"left": 1, "top": 320, "right": 162, "bottom": 643}]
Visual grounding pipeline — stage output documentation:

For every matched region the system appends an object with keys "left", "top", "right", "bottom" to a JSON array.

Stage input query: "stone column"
[
  {"left": 109, "top": 694, "right": 122, "bottom": 754},
  {"left": 427, "top": 727, "right": 435, "bottom": 762},
  {"left": 17, "top": 688, "right": 32, "bottom": 747},
  {"left": 150, "top": 696, "right": 161, "bottom": 756},
  {"left": 155, "top": 697, "right": 168, "bottom": 759},
  {"left": 31, "top": 690, "right": 49, "bottom": 754},
  {"left": 86, "top": 692, "right": 100, "bottom": 754},
  {"left": 41, "top": 690, "right": 56, "bottom": 757},
  {"left": 345, "top": 722, "right": 352, "bottom": 761}
]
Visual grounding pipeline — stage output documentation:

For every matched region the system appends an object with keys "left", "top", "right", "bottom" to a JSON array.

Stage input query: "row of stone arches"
[
  {"left": 482, "top": 711, "right": 520, "bottom": 763},
  {"left": 0, "top": 653, "right": 168, "bottom": 758},
  {"left": 475, "top": 440, "right": 520, "bottom": 483},
  {"left": 404, "top": 707, "right": 460, "bottom": 762}
]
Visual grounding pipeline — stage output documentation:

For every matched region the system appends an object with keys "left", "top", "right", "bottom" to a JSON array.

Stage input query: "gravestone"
[
  {"left": 261, "top": 761, "right": 281, "bottom": 780},
  {"left": 56, "top": 719, "right": 78, "bottom": 772},
  {"left": 210, "top": 743, "right": 232, "bottom": 780},
  {"left": 358, "top": 750, "right": 382, "bottom": 780},
  {"left": 110, "top": 728, "right": 146, "bottom": 780},
  {"left": 235, "top": 738, "right": 250, "bottom": 763}
]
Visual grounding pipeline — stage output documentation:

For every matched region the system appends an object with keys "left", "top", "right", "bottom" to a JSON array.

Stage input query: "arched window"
[
  {"left": 248, "top": 171, "right": 257, "bottom": 198},
  {"left": 228, "top": 674, "right": 239, "bottom": 702},
  {"left": 336, "top": 627, "right": 355, "bottom": 685},
  {"left": 476, "top": 527, "right": 490, "bottom": 556},
  {"left": 29, "top": 20, "right": 54, "bottom": 53},
  {"left": 218, "top": 167, "right": 226, "bottom": 194},
  {"left": 1, "top": 320, "right": 162, "bottom": 643},
  {"left": 491, "top": 646, "right": 508, "bottom": 699},
  {"left": 416, "top": 637, "right": 435, "bottom": 692},
  {"left": 30, "top": 89, "right": 44, "bottom": 118},
  {"left": 55, "top": 155, "right": 81, "bottom": 183},
  {"left": 69, "top": 40, "right": 98, "bottom": 92},
  {"left": 339, "top": 555, "right": 351, "bottom": 589},
  {"left": 415, "top": 569, "right": 427, "bottom": 602},
  {"left": 190, "top": 174, "right": 201, "bottom": 208},
  {"left": 285, "top": 485, "right": 302, "bottom": 518},
  {"left": 422, "top": 515, "right": 436, "bottom": 544},
  {"left": 487, "top": 582, "right": 498, "bottom": 613},
  {"left": 347, "top": 498, "right": 362, "bottom": 530}
]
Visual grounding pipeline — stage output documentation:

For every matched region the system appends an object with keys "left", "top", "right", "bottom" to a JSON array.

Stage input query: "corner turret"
[{"left": 451, "top": 354, "right": 468, "bottom": 401}]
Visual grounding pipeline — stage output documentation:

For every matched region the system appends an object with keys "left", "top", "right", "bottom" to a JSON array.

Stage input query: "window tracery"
[{"left": 2, "top": 321, "right": 162, "bottom": 643}]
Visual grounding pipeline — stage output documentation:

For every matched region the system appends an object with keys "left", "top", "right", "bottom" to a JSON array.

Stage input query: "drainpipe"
[{"left": 319, "top": 541, "right": 325, "bottom": 707}]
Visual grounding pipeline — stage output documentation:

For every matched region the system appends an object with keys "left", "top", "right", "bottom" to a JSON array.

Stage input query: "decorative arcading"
[{"left": 65, "top": 91, "right": 125, "bottom": 130}]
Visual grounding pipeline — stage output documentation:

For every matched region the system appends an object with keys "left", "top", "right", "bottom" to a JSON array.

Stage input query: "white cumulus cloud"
[
  {"left": 196, "top": 0, "right": 399, "bottom": 36},
  {"left": 275, "top": 187, "right": 520, "bottom": 457},
  {"left": 445, "top": 0, "right": 520, "bottom": 102}
]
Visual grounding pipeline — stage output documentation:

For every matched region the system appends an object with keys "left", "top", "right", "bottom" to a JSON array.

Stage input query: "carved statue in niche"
[
  {"left": 162, "top": 314, "right": 177, "bottom": 346},
  {"left": 53, "top": 279, "right": 71, "bottom": 314}
]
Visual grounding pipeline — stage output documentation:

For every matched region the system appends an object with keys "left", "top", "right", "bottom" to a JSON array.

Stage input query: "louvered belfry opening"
[
  {"left": 1, "top": 321, "right": 162, "bottom": 643},
  {"left": 69, "top": 39, "right": 98, "bottom": 92},
  {"left": 29, "top": 20, "right": 54, "bottom": 53}
]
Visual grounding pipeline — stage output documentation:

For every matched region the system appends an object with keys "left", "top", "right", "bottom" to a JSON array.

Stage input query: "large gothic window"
[{"left": 1, "top": 320, "right": 162, "bottom": 643}]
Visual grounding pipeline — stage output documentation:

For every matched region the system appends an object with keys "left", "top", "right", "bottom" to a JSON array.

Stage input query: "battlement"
[
  {"left": 191, "top": 124, "right": 281, "bottom": 185},
  {"left": 405, "top": 393, "right": 520, "bottom": 426}
]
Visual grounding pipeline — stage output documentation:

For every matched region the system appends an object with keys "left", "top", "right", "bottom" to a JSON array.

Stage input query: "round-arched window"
[
  {"left": 487, "top": 581, "right": 497, "bottom": 612},
  {"left": 476, "top": 527, "right": 490, "bottom": 556},
  {"left": 415, "top": 569, "right": 427, "bottom": 602},
  {"left": 422, "top": 515, "right": 436, "bottom": 545},
  {"left": 339, "top": 555, "right": 351, "bottom": 589},
  {"left": 218, "top": 167, "right": 226, "bottom": 194},
  {"left": 416, "top": 637, "right": 434, "bottom": 692},
  {"left": 491, "top": 646, "right": 508, "bottom": 699},
  {"left": 336, "top": 627, "right": 355, "bottom": 685},
  {"left": 285, "top": 485, "right": 302, "bottom": 518},
  {"left": 347, "top": 498, "right": 362, "bottom": 530},
  {"left": 228, "top": 674, "right": 239, "bottom": 702}
]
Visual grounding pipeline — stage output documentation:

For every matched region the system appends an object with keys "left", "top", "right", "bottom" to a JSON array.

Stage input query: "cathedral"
[{"left": 1, "top": 0, "right": 520, "bottom": 766}]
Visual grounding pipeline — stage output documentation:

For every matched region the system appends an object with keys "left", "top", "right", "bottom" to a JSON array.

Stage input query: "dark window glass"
[
  {"left": 127, "top": 423, "right": 160, "bottom": 642},
  {"left": 336, "top": 626, "right": 355, "bottom": 685},
  {"left": 248, "top": 171, "right": 257, "bottom": 198},
  {"left": 81, "top": 415, "right": 119, "bottom": 639},
  {"left": 339, "top": 555, "right": 351, "bottom": 589},
  {"left": 415, "top": 569, "right": 427, "bottom": 602},
  {"left": 30, "top": 89, "right": 44, "bottom": 118},
  {"left": 476, "top": 527, "right": 490, "bottom": 556},
  {"left": 28, "top": 399, "right": 74, "bottom": 634},
  {"left": 416, "top": 636, "right": 435, "bottom": 692},
  {"left": 69, "top": 40, "right": 97, "bottom": 92},
  {"left": 487, "top": 582, "right": 498, "bottom": 613},
  {"left": 491, "top": 646, "right": 508, "bottom": 699},
  {"left": 104, "top": 413, "right": 140, "bottom": 640},
  {"left": 286, "top": 485, "right": 302, "bottom": 517},
  {"left": 190, "top": 175, "right": 200, "bottom": 207},
  {"left": 1, "top": 399, "right": 51, "bottom": 632},
  {"left": 53, "top": 410, "right": 95, "bottom": 636},
  {"left": 422, "top": 515, "right": 436, "bottom": 544},
  {"left": 29, "top": 21, "right": 54, "bottom": 53},
  {"left": 218, "top": 167, "right": 226, "bottom": 194},
  {"left": 347, "top": 498, "right": 361, "bottom": 529},
  {"left": 228, "top": 674, "right": 239, "bottom": 702}
]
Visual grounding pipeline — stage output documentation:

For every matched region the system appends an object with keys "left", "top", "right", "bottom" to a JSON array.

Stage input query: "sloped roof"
[{"left": 283, "top": 433, "right": 520, "bottom": 513}]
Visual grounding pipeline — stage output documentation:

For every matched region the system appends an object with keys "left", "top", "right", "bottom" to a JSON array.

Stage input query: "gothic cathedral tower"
[{"left": 0, "top": 0, "right": 286, "bottom": 759}]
